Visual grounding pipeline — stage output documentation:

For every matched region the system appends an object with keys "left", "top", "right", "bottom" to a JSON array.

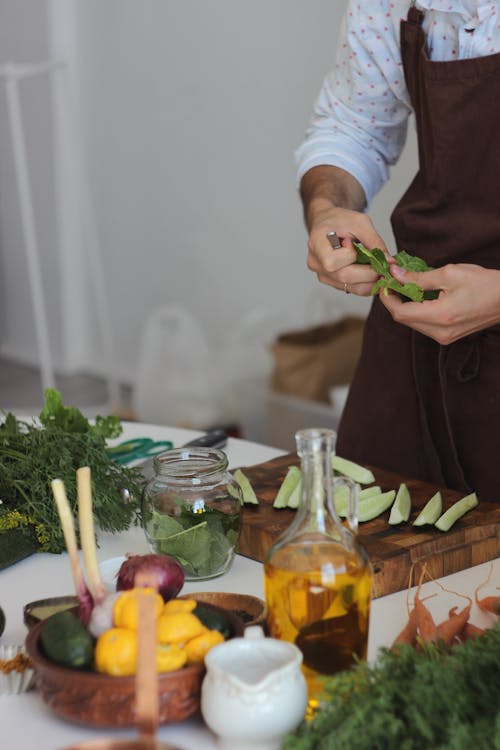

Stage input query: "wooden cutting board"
[{"left": 235, "top": 453, "right": 500, "bottom": 599}]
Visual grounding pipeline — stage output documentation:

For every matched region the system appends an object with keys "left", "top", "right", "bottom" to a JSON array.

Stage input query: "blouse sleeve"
[{"left": 295, "top": 0, "right": 413, "bottom": 207}]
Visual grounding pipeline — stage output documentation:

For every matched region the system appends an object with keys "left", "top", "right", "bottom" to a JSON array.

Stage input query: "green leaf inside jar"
[{"left": 145, "top": 503, "right": 240, "bottom": 579}]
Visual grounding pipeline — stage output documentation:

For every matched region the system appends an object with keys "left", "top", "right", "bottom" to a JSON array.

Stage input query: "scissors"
[
  {"left": 106, "top": 437, "right": 174, "bottom": 465},
  {"left": 107, "top": 428, "right": 229, "bottom": 467}
]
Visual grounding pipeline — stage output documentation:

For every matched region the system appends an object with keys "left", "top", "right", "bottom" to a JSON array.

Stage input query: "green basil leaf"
[{"left": 355, "top": 242, "right": 439, "bottom": 303}]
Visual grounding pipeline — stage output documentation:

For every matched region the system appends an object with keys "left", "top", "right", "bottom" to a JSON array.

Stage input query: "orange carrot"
[
  {"left": 475, "top": 593, "right": 500, "bottom": 615},
  {"left": 435, "top": 602, "right": 472, "bottom": 645},
  {"left": 474, "top": 563, "right": 500, "bottom": 615},
  {"left": 392, "top": 606, "right": 418, "bottom": 648},
  {"left": 414, "top": 595, "right": 438, "bottom": 643},
  {"left": 413, "top": 565, "right": 438, "bottom": 644},
  {"left": 461, "top": 622, "right": 485, "bottom": 641},
  {"left": 393, "top": 562, "right": 419, "bottom": 647}
]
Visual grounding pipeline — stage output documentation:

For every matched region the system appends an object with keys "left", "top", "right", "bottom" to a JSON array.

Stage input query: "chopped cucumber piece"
[
  {"left": 358, "top": 489, "right": 396, "bottom": 522},
  {"left": 233, "top": 469, "right": 259, "bottom": 505},
  {"left": 334, "top": 484, "right": 350, "bottom": 516},
  {"left": 332, "top": 455, "right": 375, "bottom": 484},
  {"left": 287, "top": 479, "right": 303, "bottom": 509},
  {"left": 435, "top": 492, "right": 478, "bottom": 532},
  {"left": 335, "top": 484, "right": 380, "bottom": 518},
  {"left": 333, "top": 484, "right": 382, "bottom": 518},
  {"left": 413, "top": 491, "right": 442, "bottom": 526},
  {"left": 273, "top": 466, "right": 302, "bottom": 508},
  {"left": 388, "top": 483, "right": 412, "bottom": 525},
  {"left": 360, "top": 485, "right": 382, "bottom": 501}
]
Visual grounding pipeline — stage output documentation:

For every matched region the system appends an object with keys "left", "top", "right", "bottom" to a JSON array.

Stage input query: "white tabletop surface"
[{"left": 1, "top": 421, "right": 498, "bottom": 750}]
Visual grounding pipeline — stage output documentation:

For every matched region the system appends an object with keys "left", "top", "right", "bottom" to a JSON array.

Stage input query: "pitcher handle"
[{"left": 333, "top": 475, "right": 359, "bottom": 535}]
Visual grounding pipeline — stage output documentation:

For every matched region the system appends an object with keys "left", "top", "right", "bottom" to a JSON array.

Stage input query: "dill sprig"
[
  {"left": 284, "top": 621, "right": 500, "bottom": 750},
  {"left": 0, "top": 389, "right": 145, "bottom": 555}
]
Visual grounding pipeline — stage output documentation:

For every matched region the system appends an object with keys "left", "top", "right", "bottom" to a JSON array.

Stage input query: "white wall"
[
  {"left": 0, "top": 1, "right": 417, "bottom": 392},
  {"left": 0, "top": 0, "right": 61, "bottom": 362}
]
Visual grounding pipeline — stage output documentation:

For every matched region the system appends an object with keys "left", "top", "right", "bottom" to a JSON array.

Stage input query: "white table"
[{"left": 1, "top": 422, "right": 498, "bottom": 750}]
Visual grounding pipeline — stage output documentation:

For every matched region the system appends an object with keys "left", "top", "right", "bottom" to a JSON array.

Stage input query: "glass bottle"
[
  {"left": 264, "top": 428, "right": 372, "bottom": 714},
  {"left": 142, "top": 446, "right": 242, "bottom": 580}
]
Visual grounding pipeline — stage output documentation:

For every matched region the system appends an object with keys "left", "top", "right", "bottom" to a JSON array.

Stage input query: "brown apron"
[{"left": 336, "top": 6, "right": 500, "bottom": 501}]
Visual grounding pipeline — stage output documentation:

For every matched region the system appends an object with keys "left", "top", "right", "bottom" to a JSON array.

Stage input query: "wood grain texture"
[{"left": 235, "top": 453, "right": 500, "bottom": 598}]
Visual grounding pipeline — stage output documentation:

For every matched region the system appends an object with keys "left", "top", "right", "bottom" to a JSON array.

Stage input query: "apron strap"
[{"left": 408, "top": 4, "right": 424, "bottom": 26}]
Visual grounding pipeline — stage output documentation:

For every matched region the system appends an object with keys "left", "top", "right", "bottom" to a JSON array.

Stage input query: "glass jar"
[
  {"left": 264, "top": 428, "right": 372, "bottom": 715},
  {"left": 142, "top": 447, "right": 242, "bottom": 580}
]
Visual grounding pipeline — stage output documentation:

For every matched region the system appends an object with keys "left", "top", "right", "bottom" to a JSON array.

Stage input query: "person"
[{"left": 295, "top": 1, "right": 500, "bottom": 501}]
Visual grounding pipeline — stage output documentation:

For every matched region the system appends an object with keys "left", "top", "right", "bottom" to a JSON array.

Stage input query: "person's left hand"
[{"left": 379, "top": 262, "right": 500, "bottom": 344}]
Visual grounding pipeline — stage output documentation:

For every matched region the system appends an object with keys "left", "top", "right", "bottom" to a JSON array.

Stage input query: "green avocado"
[
  {"left": 193, "top": 604, "right": 231, "bottom": 638},
  {"left": 39, "top": 610, "right": 94, "bottom": 669}
]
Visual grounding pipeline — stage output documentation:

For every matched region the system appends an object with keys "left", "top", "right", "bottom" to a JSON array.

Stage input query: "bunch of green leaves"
[
  {"left": 354, "top": 241, "right": 440, "bottom": 302},
  {"left": 145, "top": 498, "right": 240, "bottom": 578},
  {"left": 283, "top": 621, "right": 500, "bottom": 750},
  {"left": 39, "top": 387, "right": 122, "bottom": 437},
  {"left": 0, "top": 388, "right": 145, "bottom": 555}
]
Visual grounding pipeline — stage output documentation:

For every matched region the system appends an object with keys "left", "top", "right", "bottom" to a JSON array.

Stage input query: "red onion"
[{"left": 116, "top": 553, "right": 185, "bottom": 601}]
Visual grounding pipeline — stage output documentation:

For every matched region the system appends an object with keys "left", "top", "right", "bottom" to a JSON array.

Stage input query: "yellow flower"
[{"left": 0, "top": 510, "right": 26, "bottom": 531}]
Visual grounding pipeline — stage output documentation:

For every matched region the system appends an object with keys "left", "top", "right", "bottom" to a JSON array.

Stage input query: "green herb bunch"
[
  {"left": 354, "top": 241, "right": 440, "bottom": 302},
  {"left": 0, "top": 388, "right": 144, "bottom": 558},
  {"left": 284, "top": 621, "right": 500, "bottom": 750}
]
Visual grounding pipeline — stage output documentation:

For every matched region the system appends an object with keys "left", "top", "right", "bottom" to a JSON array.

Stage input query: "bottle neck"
[{"left": 299, "top": 446, "right": 337, "bottom": 533}]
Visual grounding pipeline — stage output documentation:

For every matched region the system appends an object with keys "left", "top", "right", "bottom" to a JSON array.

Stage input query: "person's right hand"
[{"left": 307, "top": 206, "right": 388, "bottom": 296}]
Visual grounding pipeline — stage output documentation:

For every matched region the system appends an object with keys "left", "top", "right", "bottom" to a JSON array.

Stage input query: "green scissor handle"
[{"left": 107, "top": 437, "right": 174, "bottom": 465}]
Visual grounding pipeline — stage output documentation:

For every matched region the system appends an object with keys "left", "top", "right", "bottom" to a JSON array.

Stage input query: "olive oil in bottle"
[{"left": 264, "top": 429, "right": 372, "bottom": 714}]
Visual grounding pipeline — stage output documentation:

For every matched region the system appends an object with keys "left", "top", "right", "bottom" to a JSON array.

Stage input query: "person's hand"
[
  {"left": 379, "top": 262, "right": 500, "bottom": 344},
  {"left": 307, "top": 206, "right": 388, "bottom": 296}
]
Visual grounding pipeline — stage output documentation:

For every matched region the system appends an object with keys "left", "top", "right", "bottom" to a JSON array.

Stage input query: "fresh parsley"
[
  {"left": 39, "top": 387, "right": 122, "bottom": 438},
  {"left": 0, "top": 388, "right": 144, "bottom": 558},
  {"left": 283, "top": 621, "right": 500, "bottom": 750},
  {"left": 354, "top": 241, "right": 440, "bottom": 302}
]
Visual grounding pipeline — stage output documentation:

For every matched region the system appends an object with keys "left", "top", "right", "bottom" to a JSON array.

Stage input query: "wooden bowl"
[
  {"left": 25, "top": 602, "right": 243, "bottom": 728},
  {"left": 180, "top": 592, "right": 266, "bottom": 628},
  {"left": 24, "top": 596, "right": 79, "bottom": 629}
]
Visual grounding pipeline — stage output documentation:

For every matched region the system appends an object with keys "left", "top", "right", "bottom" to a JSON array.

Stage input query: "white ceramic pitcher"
[{"left": 201, "top": 626, "right": 307, "bottom": 750}]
